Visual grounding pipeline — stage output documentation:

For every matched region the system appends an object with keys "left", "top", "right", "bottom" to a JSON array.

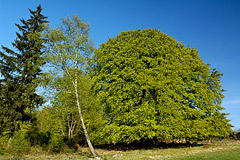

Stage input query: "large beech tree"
[{"left": 92, "top": 29, "right": 231, "bottom": 144}]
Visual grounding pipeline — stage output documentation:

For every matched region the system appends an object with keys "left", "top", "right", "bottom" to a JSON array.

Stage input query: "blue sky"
[{"left": 0, "top": 0, "right": 239, "bottom": 129}]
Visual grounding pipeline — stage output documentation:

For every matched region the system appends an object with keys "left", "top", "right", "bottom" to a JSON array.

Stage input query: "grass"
[
  {"left": 101, "top": 140, "right": 240, "bottom": 160},
  {"left": 0, "top": 140, "right": 239, "bottom": 160}
]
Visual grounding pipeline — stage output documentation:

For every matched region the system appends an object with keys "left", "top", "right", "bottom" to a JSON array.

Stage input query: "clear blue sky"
[{"left": 0, "top": 0, "right": 239, "bottom": 129}]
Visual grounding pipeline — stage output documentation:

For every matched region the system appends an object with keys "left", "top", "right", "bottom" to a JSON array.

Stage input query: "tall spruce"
[{"left": 0, "top": 5, "right": 48, "bottom": 138}]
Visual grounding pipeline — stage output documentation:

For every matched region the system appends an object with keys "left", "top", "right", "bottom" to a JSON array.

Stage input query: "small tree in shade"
[{"left": 0, "top": 5, "right": 48, "bottom": 143}]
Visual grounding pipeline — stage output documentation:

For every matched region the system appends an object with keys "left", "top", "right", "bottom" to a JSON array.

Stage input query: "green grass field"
[{"left": 1, "top": 140, "right": 240, "bottom": 160}]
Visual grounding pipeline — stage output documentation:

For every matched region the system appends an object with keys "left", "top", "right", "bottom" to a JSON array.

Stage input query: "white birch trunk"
[{"left": 73, "top": 78, "right": 99, "bottom": 158}]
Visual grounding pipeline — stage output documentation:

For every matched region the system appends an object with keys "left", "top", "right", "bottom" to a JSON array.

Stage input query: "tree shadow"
[{"left": 95, "top": 140, "right": 204, "bottom": 151}]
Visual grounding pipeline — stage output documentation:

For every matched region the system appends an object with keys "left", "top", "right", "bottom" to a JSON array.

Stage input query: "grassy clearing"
[
  {"left": 0, "top": 140, "right": 239, "bottom": 160},
  {"left": 101, "top": 140, "right": 240, "bottom": 160}
]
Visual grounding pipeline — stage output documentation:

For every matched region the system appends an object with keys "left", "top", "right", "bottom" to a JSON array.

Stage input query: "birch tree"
[{"left": 44, "top": 15, "right": 99, "bottom": 158}]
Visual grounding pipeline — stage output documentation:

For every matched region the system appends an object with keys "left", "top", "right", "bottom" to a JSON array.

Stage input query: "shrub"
[
  {"left": 48, "top": 134, "right": 64, "bottom": 153},
  {"left": 0, "top": 136, "right": 8, "bottom": 155},
  {"left": 7, "top": 130, "right": 31, "bottom": 155},
  {"left": 236, "top": 132, "right": 240, "bottom": 140}
]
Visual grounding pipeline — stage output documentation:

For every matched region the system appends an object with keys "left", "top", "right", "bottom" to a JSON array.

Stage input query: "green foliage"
[
  {"left": 35, "top": 106, "right": 63, "bottom": 150},
  {"left": 48, "top": 134, "right": 64, "bottom": 153},
  {"left": 0, "top": 136, "right": 8, "bottom": 155},
  {"left": 6, "top": 129, "right": 31, "bottom": 155},
  {"left": 0, "top": 5, "right": 48, "bottom": 137},
  {"left": 50, "top": 74, "right": 80, "bottom": 141},
  {"left": 44, "top": 15, "right": 94, "bottom": 75},
  {"left": 0, "top": 5, "right": 232, "bottom": 153},
  {"left": 92, "top": 29, "right": 231, "bottom": 144},
  {"left": 44, "top": 15, "right": 101, "bottom": 157},
  {"left": 33, "top": 107, "right": 67, "bottom": 152},
  {"left": 48, "top": 72, "right": 106, "bottom": 145},
  {"left": 80, "top": 76, "right": 107, "bottom": 144}
]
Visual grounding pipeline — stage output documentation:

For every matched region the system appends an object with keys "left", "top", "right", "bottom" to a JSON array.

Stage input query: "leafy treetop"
[{"left": 92, "top": 29, "right": 231, "bottom": 143}]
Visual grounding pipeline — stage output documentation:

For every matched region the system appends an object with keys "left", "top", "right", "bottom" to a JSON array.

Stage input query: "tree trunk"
[
  {"left": 7, "top": 120, "right": 16, "bottom": 148},
  {"left": 73, "top": 79, "right": 99, "bottom": 158},
  {"left": 7, "top": 137, "right": 12, "bottom": 148}
]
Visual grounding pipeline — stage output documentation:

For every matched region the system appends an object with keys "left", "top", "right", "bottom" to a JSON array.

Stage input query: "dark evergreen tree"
[{"left": 0, "top": 5, "right": 48, "bottom": 138}]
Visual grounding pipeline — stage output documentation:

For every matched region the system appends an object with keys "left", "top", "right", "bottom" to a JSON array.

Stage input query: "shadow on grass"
[
  {"left": 95, "top": 140, "right": 204, "bottom": 151},
  {"left": 1, "top": 158, "right": 24, "bottom": 160}
]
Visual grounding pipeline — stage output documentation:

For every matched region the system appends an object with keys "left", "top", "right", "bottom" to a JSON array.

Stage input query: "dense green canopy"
[{"left": 92, "top": 29, "right": 231, "bottom": 143}]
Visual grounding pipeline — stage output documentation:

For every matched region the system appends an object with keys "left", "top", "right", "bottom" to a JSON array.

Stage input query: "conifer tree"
[{"left": 0, "top": 5, "right": 48, "bottom": 139}]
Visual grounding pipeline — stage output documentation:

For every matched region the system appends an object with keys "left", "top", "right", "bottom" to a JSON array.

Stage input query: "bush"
[
  {"left": 228, "top": 131, "right": 237, "bottom": 140},
  {"left": 0, "top": 136, "right": 8, "bottom": 155},
  {"left": 7, "top": 130, "right": 31, "bottom": 155},
  {"left": 236, "top": 132, "right": 240, "bottom": 140},
  {"left": 48, "top": 134, "right": 64, "bottom": 153}
]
